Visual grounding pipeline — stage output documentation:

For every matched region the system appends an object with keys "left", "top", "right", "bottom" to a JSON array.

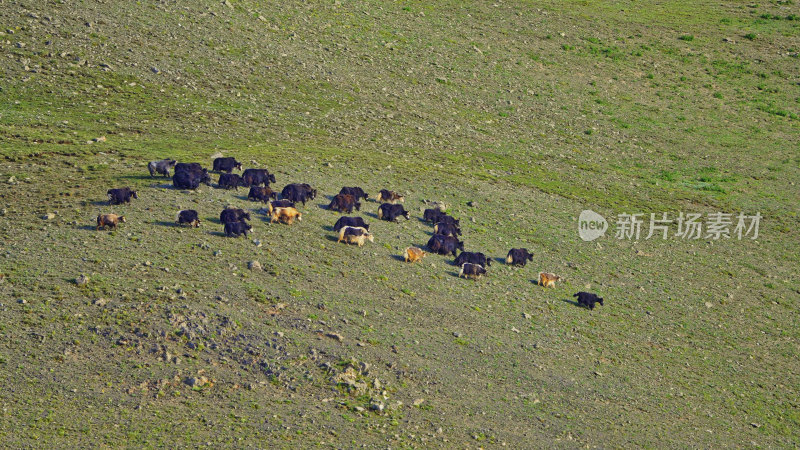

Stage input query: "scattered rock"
[
  {"left": 511, "top": 327, "right": 520, "bottom": 333},
  {"left": 92, "top": 136, "right": 106, "bottom": 143},
  {"left": 324, "top": 162, "right": 333, "bottom": 168},
  {"left": 326, "top": 332, "right": 344, "bottom": 342},
  {"left": 412, "top": 398, "right": 425, "bottom": 407},
  {"left": 144, "top": 261, "right": 152, "bottom": 266},
  {"left": 252, "top": 239, "right": 262, "bottom": 247},
  {"left": 151, "top": 67, "right": 160, "bottom": 74},
  {"left": 75, "top": 274, "right": 89, "bottom": 287},
  {"left": 453, "top": 332, "right": 462, "bottom": 338},
  {"left": 223, "top": 0, "right": 233, "bottom": 8},
  {"left": 213, "top": 250, "right": 222, "bottom": 256},
  {"left": 467, "top": 201, "right": 476, "bottom": 207},
  {"left": 186, "top": 376, "right": 210, "bottom": 388},
  {"left": 248, "top": 260, "right": 262, "bottom": 271},
  {"left": 17, "top": 298, "right": 26, "bottom": 304},
  {"left": 370, "top": 402, "right": 385, "bottom": 412},
  {"left": 42, "top": 212, "right": 55, "bottom": 220},
  {"left": 93, "top": 298, "right": 108, "bottom": 306},
  {"left": 7, "top": 176, "right": 16, "bottom": 184},
  {"left": 523, "top": 313, "right": 532, "bottom": 319},
  {"left": 705, "top": 302, "right": 713, "bottom": 309}
]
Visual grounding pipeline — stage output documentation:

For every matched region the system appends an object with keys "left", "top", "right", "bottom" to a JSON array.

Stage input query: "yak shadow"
[
  {"left": 390, "top": 254, "right": 406, "bottom": 262},
  {"left": 324, "top": 234, "right": 340, "bottom": 243},
  {"left": 494, "top": 257, "right": 509, "bottom": 266},
  {"left": 76, "top": 224, "right": 97, "bottom": 231},
  {"left": 89, "top": 200, "right": 110, "bottom": 206},
  {"left": 207, "top": 231, "right": 227, "bottom": 238},
  {"left": 559, "top": 298, "right": 583, "bottom": 308},
  {"left": 153, "top": 221, "right": 178, "bottom": 228},
  {"left": 364, "top": 212, "right": 379, "bottom": 219}
]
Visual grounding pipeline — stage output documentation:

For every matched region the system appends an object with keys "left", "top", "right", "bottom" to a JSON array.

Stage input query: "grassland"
[{"left": 0, "top": 0, "right": 798, "bottom": 447}]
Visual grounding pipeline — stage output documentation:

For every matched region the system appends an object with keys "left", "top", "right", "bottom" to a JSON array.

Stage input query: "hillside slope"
[{"left": 0, "top": 0, "right": 798, "bottom": 446}]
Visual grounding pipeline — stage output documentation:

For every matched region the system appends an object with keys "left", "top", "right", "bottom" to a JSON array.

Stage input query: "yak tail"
[
  {"left": 505, "top": 254, "right": 513, "bottom": 264},
  {"left": 377, "top": 208, "right": 384, "bottom": 219}
]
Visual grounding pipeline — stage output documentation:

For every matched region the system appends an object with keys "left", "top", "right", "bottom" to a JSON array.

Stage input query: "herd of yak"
[{"left": 97, "top": 157, "right": 605, "bottom": 310}]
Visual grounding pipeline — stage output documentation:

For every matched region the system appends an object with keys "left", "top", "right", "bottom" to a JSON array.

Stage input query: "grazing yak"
[
  {"left": 174, "top": 162, "right": 204, "bottom": 174},
  {"left": 212, "top": 157, "right": 242, "bottom": 173},
  {"left": 333, "top": 216, "right": 369, "bottom": 232},
  {"left": 423, "top": 209, "right": 459, "bottom": 226},
  {"left": 454, "top": 251, "right": 491, "bottom": 268},
  {"left": 148, "top": 159, "right": 177, "bottom": 177},
  {"left": 427, "top": 234, "right": 463, "bottom": 256},
  {"left": 377, "top": 203, "right": 410, "bottom": 222},
  {"left": 538, "top": 272, "right": 562, "bottom": 288},
  {"left": 403, "top": 247, "right": 425, "bottom": 263},
  {"left": 242, "top": 168, "right": 276, "bottom": 187},
  {"left": 224, "top": 221, "right": 251, "bottom": 237},
  {"left": 248, "top": 186, "right": 276, "bottom": 203},
  {"left": 217, "top": 173, "right": 245, "bottom": 190},
  {"left": 267, "top": 199, "right": 295, "bottom": 215},
  {"left": 339, "top": 187, "right": 368, "bottom": 201},
  {"left": 423, "top": 208, "right": 446, "bottom": 223},
  {"left": 281, "top": 183, "right": 316, "bottom": 205},
  {"left": 96, "top": 213, "right": 125, "bottom": 231},
  {"left": 337, "top": 226, "right": 374, "bottom": 247},
  {"left": 176, "top": 210, "right": 200, "bottom": 227},
  {"left": 506, "top": 248, "right": 534, "bottom": 266},
  {"left": 377, "top": 189, "right": 404, "bottom": 204},
  {"left": 574, "top": 292, "right": 604, "bottom": 310},
  {"left": 328, "top": 194, "right": 361, "bottom": 214},
  {"left": 459, "top": 262, "right": 487, "bottom": 280},
  {"left": 173, "top": 164, "right": 212, "bottom": 190},
  {"left": 107, "top": 187, "right": 138, "bottom": 205},
  {"left": 270, "top": 207, "right": 302, "bottom": 225},
  {"left": 434, "top": 221, "right": 461, "bottom": 237},
  {"left": 173, "top": 170, "right": 212, "bottom": 190},
  {"left": 219, "top": 208, "right": 250, "bottom": 224}
]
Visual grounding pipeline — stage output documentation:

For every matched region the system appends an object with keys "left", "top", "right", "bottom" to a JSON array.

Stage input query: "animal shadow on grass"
[
  {"left": 89, "top": 200, "right": 110, "bottom": 206},
  {"left": 559, "top": 297, "right": 583, "bottom": 308},
  {"left": 316, "top": 203, "right": 331, "bottom": 210},
  {"left": 494, "top": 257, "right": 508, "bottom": 266},
  {"left": 207, "top": 231, "right": 227, "bottom": 238},
  {"left": 153, "top": 221, "right": 177, "bottom": 228},
  {"left": 364, "top": 212, "right": 379, "bottom": 219},
  {"left": 324, "top": 234, "right": 339, "bottom": 243},
  {"left": 390, "top": 254, "right": 405, "bottom": 262},
  {"left": 77, "top": 224, "right": 97, "bottom": 231}
]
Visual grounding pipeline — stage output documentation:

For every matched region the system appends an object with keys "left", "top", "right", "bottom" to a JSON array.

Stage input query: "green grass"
[{"left": 0, "top": 0, "right": 799, "bottom": 447}]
